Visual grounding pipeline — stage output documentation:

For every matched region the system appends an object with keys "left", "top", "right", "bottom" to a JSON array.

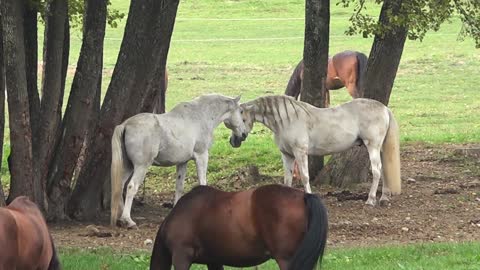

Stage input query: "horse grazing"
[
  {"left": 0, "top": 196, "right": 61, "bottom": 270},
  {"left": 150, "top": 184, "right": 328, "bottom": 270},
  {"left": 228, "top": 95, "right": 401, "bottom": 206},
  {"left": 285, "top": 50, "right": 368, "bottom": 101},
  {"left": 111, "top": 94, "right": 248, "bottom": 228}
]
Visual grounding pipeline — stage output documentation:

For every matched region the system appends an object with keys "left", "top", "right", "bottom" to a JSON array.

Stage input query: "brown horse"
[
  {"left": 150, "top": 184, "right": 328, "bottom": 270},
  {"left": 285, "top": 50, "right": 368, "bottom": 102},
  {"left": 0, "top": 196, "right": 61, "bottom": 270}
]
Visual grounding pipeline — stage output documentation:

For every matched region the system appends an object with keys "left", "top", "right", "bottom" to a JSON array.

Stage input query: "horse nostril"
[{"left": 242, "top": 133, "right": 247, "bottom": 140}]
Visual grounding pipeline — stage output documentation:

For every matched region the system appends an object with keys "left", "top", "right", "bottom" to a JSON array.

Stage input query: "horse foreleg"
[
  {"left": 174, "top": 163, "right": 188, "bottom": 205},
  {"left": 120, "top": 166, "right": 148, "bottom": 228},
  {"left": 366, "top": 145, "right": 382, "bottom": 206},
  {"left": 172, "top": 250, "right": 192, "bottom": 270},
  {"left": 293, "top": 151, "right": 312, "bottom": 193},
  {"left": 194, "top": 151, "right": 209, "bottom": 186},
  {"left": 281, "top": 153, "right": 295, "bottom": 187}
]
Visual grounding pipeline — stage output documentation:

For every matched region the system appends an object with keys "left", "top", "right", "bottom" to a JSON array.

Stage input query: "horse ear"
[
  {"left": 244, "top": 104, "right": 255, "bottom": 111},
  {"left": 234, "top": 95, "right": 241, "bottom": 104}
]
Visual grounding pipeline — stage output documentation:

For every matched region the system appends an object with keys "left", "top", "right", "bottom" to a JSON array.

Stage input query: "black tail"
[
  {"left": 289, "top": 194, "right": 328, "bottom": 270},
  {"left": 285, "top": 60, "right": 304, "bottom": 99},
  {"left": 150, "top": 222, "right": 172, "bottom": 270},
  {"left": 355, "top": 52, "right": 368, "bottom": 98},
  {"left": 48, "top": 234, "right": 61, "bottom": 270}
]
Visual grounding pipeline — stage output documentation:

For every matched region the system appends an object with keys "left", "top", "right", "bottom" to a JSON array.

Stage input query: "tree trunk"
[
  {"left": 68, "top": 0, "right": 180, "bottom": 220},
  {"left": 1, "top": 0, "right": 37, "bottom": 204},
  {"left": 300, "top": 0, "right": 330, "bottom": 179},
  {"left": 46, "top": 0, "right": 107, "bottom": 221},
  {"left": 23, "top": 1, "right": 40, "bottom": 140},
  {"left": 149, "top": 68, "right": 168, "bottom": 114},
  {"left": 316, "top": 0, "right": 407, "bottom": 187},
  {"left": 34, "top": 0, "right": 68, "bottom": 210},
  {"left": 0, "top": 12, "right": 5, "bottom": 206}
]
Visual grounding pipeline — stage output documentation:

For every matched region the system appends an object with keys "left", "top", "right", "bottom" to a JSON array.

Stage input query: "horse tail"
[
  {"left": 382, "top": 110, "right": 401, "bottom": 195},
  {"left": 110, "top": 124, "right": 128, "bottom": 226},
  {"left": 150, "top": 221, "right": 172, "bottom": 270},
  {"left": 285, "top": 60, "right": 304, "bottom": 99},
  {"left": 355, "top": 52, "right": 368, "bottom": 98},
  {"left": 289, "top": 194, "right": 328, "bottom": 270},
  {"left": 48, "top": 234, "right": 61, "bottom": 270}
]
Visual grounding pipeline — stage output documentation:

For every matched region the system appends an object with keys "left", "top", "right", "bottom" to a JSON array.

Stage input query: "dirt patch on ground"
[{"left": 50, "top": 143, "right": 480, "bottom": 251}]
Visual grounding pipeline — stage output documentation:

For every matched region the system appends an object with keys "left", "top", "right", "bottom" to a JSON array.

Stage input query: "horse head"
[
  {"left": 223, "top": 95, "right": 248, "bottom": 147},
  {"left": 227, "top": 102, "right": 255, "bottom": 148}
]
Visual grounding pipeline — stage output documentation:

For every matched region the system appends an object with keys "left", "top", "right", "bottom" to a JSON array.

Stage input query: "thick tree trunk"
[
  {"left": 1, "top": 0, "right": 37, "bottom": 204},
  {"left": 300, "top": 0, "right": 330, "bottom": 179},
  {"left": 23, "top": 1, "right": 40, "bottom": 140},
  {"left": 46, "top": 0, "right": 107, "bottom": 221},
  {"left": 316, "top": 0, "right": 407, "bottom": 187},
  {"left": 34, "top": 0, "right": 68, "bottom": 210},
  {"left": 0, "top": 13, "right": 5, "bottom": 206},
  {"left": 147, "top": 68, "right": 168, "bottom": 114},
  {"left": 68, "top": 0, "right": 180, "bottom": 220}
]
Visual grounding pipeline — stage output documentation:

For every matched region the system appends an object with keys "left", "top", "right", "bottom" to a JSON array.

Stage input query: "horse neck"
[
  {"left": 250, "top": 97, "right": 288, "bottom": 132},
  {"left": 202, "top": 100, "right": 232, "bottom": 129}
]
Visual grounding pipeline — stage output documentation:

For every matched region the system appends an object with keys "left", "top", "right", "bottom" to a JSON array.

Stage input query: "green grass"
[
  {"left": 2, "top": 0, "right": 480, "bottom": 187},
  {"left": 59, "top": 242, "right": 480, "bottom": 270}
]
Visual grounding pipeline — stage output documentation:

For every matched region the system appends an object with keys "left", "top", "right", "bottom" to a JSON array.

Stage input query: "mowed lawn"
[{"left": 59, "top": 242, "right": 480, "bottom": 270}]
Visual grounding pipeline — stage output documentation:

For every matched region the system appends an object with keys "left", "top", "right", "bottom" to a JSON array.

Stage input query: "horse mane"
[
  {"left": 285, "top": 60, "right": 304, "bottom": 98},
  {"left": 244, "top": 95, "right": 311, "bottom": 129}
]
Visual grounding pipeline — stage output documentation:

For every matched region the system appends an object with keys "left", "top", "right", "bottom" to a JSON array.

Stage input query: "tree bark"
[
  {"left": 316, "top": 0, "right": 407, "bottom": 187},
  {"left": 46, "top": 0, "right": 107, "bottom": 221},
  {"left": 300, "top": 0, "right": 330, "bottom": 179},
  {"left": 23, "top": 1, "right": 40, "bottom": 140},
  {"left": 1, "top": 0, "right": 37, "bottom": 204},
  {"left": 68, "top": 0, "right": 180, "bottom": 220},
  {"left": 0, "top": 11, "right": 5, "bottom": 206},
  {"left": 34, "top": 0, "right": 68, "bottom": 210},
  {"left": 147, "top": 68, "right": 168, "bottom": 114}
]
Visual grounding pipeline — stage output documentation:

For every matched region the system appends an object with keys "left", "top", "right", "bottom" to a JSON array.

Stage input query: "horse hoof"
[
  {"left": 365, "top": 200, "right": 376, "bottom": 207},
  {"left": 127, "top": 224, "right": 139, "bottom": 230},
  {"left": 379, "top": 199, "right": 390, "bottom": 207}
]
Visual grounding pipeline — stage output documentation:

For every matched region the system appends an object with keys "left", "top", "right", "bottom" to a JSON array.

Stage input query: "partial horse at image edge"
[
  {"left": 0, "top": 196, "right": 61, "bottom": 270},
  {"left": 150, "top": 184, "right": 328, "bottom": 270},
  {"left": 285, "top": 50, "right": 368, "bottom": 101}
]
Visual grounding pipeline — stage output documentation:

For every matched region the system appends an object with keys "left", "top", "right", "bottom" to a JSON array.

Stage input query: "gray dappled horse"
[
  {"left": 228, "top": 95, "right": 401, "bottom": 206},
  {"left": 111, "top": 94, "right": 247, "bottom": 228}
]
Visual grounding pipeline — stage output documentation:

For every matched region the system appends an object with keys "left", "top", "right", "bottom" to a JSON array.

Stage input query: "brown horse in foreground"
[
  {"left": 285, "top": 50, "right": 368, "bottom": 101},
  {"left": 150, "top": 184, "right": 328, "bottom": 270},
  {"left": 0, "top": 196, "right": 61, "bottom": 270}
]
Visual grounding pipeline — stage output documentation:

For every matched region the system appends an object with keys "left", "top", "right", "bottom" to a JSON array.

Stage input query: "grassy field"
[
  {"left": 2, "top": 0, "right": 479, "bottom": 190},
  {"left": 59, "top": 242, "right": 480, "bottom": 270}
]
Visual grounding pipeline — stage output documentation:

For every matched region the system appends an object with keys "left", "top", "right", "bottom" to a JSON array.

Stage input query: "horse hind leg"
[
  {"left": 120, "top": 165, "right": 148, "bottom": 228},
  {"left": 365, "top": 144, "right": 382, "bottom": 206},
  {"left": 379, "top": 156, "right": 392, "bottom": 206}
]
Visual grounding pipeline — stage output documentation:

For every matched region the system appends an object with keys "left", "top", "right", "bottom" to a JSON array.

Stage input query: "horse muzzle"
[{"left": 229, "top": 135, "right": 244, "bottom": 148}]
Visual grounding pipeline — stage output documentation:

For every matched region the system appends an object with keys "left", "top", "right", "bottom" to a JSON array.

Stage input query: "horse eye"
[{"left": 240, "top": 110, "right": 243, "bottom": 114}]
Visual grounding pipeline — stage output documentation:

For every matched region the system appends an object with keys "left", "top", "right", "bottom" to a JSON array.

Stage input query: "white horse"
[
  {"left": 111, "top": 94, "right": 247, "bottom": 228},
  {"left": 228, "top": 95, "right": 401, "bottom": 206}
]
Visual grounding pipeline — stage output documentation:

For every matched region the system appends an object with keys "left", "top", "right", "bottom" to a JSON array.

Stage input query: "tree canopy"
[{"left": 339, "top": 0, "right": 480, "bottom": 47}]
